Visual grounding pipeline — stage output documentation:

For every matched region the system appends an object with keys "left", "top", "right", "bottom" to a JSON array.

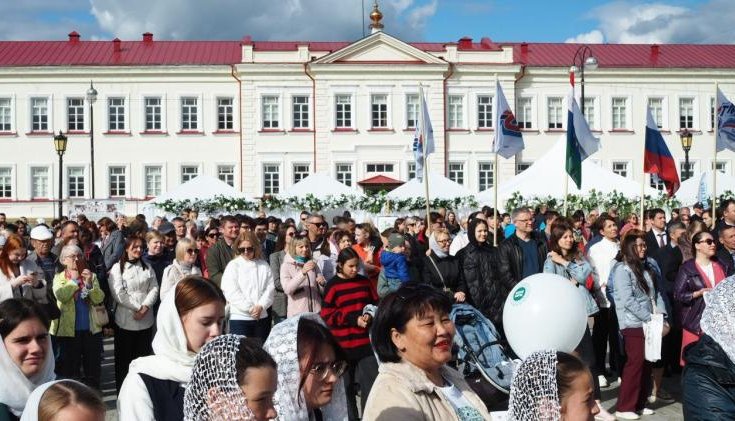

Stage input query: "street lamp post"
[
  {"left": 569, "top": 45, "right": 598, "bottom": 116},
  {"left": 680, "top": 128, "right": 693, "bottom": 181},
  {"left": 87, "top": 81, "right": 98, "bottom": 198},
  {"left": 53, "top": 131, "right": 68, "bottom": 219}
]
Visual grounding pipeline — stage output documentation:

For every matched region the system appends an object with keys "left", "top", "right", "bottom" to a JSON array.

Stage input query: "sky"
[{"left": 2, "top": 0, "right": 734, "bottom": 44}]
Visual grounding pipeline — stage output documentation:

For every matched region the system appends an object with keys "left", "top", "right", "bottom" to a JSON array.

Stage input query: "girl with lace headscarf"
[
  {"left": 117, "top": 276, "right": 226, "bottom": 420},
  {"left": 682, "top": 277, "right": 735, "bottom": 419},
  {"left": 184, "top": 334, "right": 277, "bottom": 421},
  {"left": 20, "top": 380, "right": 105, "bottom": 421},
  {"left": 508, "top": 350, "right": 600, "bottom": 421},
  {"left": 263, "top": 313, "right": 349, "bottom": 421},
  {"left": 0, "top": 299, "right": 55, "bottom": 421}
]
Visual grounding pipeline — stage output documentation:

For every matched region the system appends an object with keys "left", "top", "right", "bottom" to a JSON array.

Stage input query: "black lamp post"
[
  {"left": 569, "top": 45, "right": 598, "bottom": 116},
  {"left": 87, "top": 81, "right": 98, "bottom": 198},
  {"left": 53, "top": 131, "right": 68, "bottom": 219},
  {"left": 680, "top": 128, "right": 693, "bottom": 181}
]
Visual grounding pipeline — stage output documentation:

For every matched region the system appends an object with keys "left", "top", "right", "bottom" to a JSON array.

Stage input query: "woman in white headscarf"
[
  {"left": 682, "top": 277, "right": 735, "bottom": 419},
  {"left": 508, "top": 350, "right": 599, "bottom": 421},
  {"left": 20, "top": 379, "right": 105, "bottom": 421},
  {"left": 184, "top": 334, "right": 278, "bottom": 421},
  {"left": 263, "top": 313, "right": 349, "bottom": 421},
  {"left": 0, "top": 299, "right": 55, "bottom": 421},
  {"left": 117, "top": 276, "right": 226, "bottom": 420}
]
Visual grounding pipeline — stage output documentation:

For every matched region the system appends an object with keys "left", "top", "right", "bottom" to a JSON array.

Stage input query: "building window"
[
  {"left": 293, "top": 164, "right": 310, "bottom": 184},
  {"left": 181, "top": 97, "right": 198, "bottom": 131},
  {"left": 0, "top": 167, "right": 11, "bottom": 198},
  {"left": 406, "top": 94, "right": 419, "bottom": 129},
  {"left": 648, "top": 98, "right": 664, "bottom": 129},
  {"left": 448, "top": 95, "right": 464, "bottom": 129},
  {"left": 371, "top": 94, "right": 388, "bottom": 128},
  {"left": 181, "top": 165, "right": 199, "bottom": 183},
  {"left": 478, "top": 162, "right": 494, "bottom": 191},
  {"left": 583, "top": 97, "right": 595, "bottom": 129},
  {"left": 335, "top": 95, "right": 352, "bottom": 128},
  {"left": 517, "top": 97, "right": 533, "bottom": 129},
  {"left": 67, "top": 98, "right": 84, "bottom": 131},
  {"left": 108, "top": 98, "right": 125, "bottom": 131},
  {"left": 477, "top": 95, "right": 493, "bottom": 129},
  {"left": 262, "top": 95, "right": 279, "bottom": 129},
  {"left": 714, "top": 160, "right": 728, "bottom": 174},
  {"left": 612, "top": 97, "right": 627, "bottom": 130},
  {"left": 335, "top": 163, "right": 352, "bottom": 186},
  {"left": 292, "top": 96, "right": 309, "bottom": 129},
  {"left": 67, "top": 167, "right": 85, "bottom": 198},
  {"left": 448, "top": 162, "right": 465, "bottom": 185},
  {"left": 711, "top": 97, "right": 716, "bottom": 131},
  {"left": 145, "top": 97, "right": 162, "bottom": 131},
  {"left": 109, "top": 167, "right": 126, "bottom": 197},
  {"left": 612, "top": 161, "right": 629, "bottom": 178},
  {"left": 31, "top": 98, "right": 49, "bottom": 132},
  {"left": 217, "top": 98, "right": 234, "bottom": 131},
  {"left": 218, "top": 165, "right": 235, "bottom": 187},
  {"left": 407, "top": 162, "right": 417, "bottom": 180},
  {"left": 547, "top": 97, "right": 563, "bottom": 129},
  {"left": 516, "top": 162, "right": 531, "bottom": 174},
  {"left": 649, "top": 174, "right": 665, "bottom": 191},
  {"left": 679, "top": 97, "right": 694, "bottom": 129},
  {"left": 680, "top": 161, "right": 695, "bottom": 182},
  {"left": 30, "top": 167, "right": 49, "bottom": 199},
  {"left": 263, "top": 164, "right": 280, "bottom": 194},
  {"left": 144, "top": 166, "right": 162, "bottom": 197},
  {"left": 366, "top": 163, "right": 394, "bottom": 173},
  {"left": 0, "top": 98, "right": 12, "bottom": 132}
]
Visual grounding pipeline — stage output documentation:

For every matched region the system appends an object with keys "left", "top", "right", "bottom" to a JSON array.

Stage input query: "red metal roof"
[
  {"left": 510, "top": 42, "right": 735, "bottom": 69},
  {"left": 358, "top": 175, "right": 405, "bottom": 185}
]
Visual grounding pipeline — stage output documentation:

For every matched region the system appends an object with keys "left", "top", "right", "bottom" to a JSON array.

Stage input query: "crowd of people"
[{"left": 0, "top": 200, "right": 733, "bottom": 420}]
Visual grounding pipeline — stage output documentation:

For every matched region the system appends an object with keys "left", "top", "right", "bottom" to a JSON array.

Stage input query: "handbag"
[
  {"left": 642, "top": 293, "right": 667, "bottom": 362},
  {"left": 91, "top": 303, "right": 110, "bottom": 327}
]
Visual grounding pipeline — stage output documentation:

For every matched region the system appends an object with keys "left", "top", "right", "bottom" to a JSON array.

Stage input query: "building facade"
[{"left": 1, "top": 23, "right": 734, "bottom": 217}]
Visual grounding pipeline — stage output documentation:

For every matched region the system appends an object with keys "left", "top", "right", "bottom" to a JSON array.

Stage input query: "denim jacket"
[
  {"left": 543, "top": 256, "right": 600, "bottom": 316},
  {"left": 610, "top": 260, "right": 667, "bottom": 329}
]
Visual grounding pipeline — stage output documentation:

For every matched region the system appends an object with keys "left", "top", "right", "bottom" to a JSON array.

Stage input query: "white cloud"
[{"left": 568, "top": 0, "right": 735, "bottom": 44}]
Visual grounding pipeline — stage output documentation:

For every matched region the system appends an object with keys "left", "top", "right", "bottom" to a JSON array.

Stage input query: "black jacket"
[
  {"left": 497, "top": 232, "right": 548, "bottom": 287},
  {"left": 652, "top": 243, "right": 683, "bottom": 297},
  {"left": 645, "top": 229, "right": 669, "bottom": 256},
  {"left": 682, "top": 334, "right": 735, "bottom": 420},
  {"left": 422, "top": 251, "right": 465, "bottom": 294}
]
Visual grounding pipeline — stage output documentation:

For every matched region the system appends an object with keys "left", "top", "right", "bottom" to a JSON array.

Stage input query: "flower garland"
[{"left": 505, "top": 189, "right": 683, "bottom": 216}]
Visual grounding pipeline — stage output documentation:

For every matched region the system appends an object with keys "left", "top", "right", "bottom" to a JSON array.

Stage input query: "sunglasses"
[
  {"left": 287, "top": 232, "right": 296, "bottom": 237},
  {"left": 310, "top": 222, "right": 327, "bottom": 228},
  {"left": 238, "top": 246, "right": 255, "bottom": 254},
  {"left": 309, "top": 360, "right": 347, "bottom": 381},
  {"left": 697, "top": 239, "right": 715, "bottom": 245},
  {"left": 186, "top": 248, "right": 200, "bottom": 255},
  {"left": 207, "top": 233, "right": 219, "bottom": 238}
]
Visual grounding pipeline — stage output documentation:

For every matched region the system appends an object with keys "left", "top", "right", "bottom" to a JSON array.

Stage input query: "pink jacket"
[{"left": 280, "top": 253, "right": 324, "bottom": 317}]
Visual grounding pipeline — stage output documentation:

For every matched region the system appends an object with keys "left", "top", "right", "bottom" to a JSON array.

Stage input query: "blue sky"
[{"left": 1, "top": 0, "right": 731, "bottom": 44}]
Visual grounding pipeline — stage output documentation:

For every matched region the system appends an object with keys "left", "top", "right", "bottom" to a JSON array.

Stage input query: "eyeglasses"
[
  {"left": 309, "top": 360, "right": 347, "bottom": 380},
  {"left": 697, "top": 239, "right": 715, "bottom": 245},
  {"left": 186, "top": 248, "right": 200, "bottom": 255},
  {"left": 238, "top": 246, "right": 255, "bottom": 254},
  {"left": 436, "top": 239, "right": 451, "bottom": 244},
  {"left": 310, "top": 222, "right": 327, "bottom": 228}
]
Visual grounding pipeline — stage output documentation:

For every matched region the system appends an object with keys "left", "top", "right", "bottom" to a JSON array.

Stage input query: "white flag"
[
  {"left": 493, "top": 80, "right": 524, "bottom": 159},
  {"left": 716, "top": 88, "right": 735, "bottom": 152},
  {"left": 412, "top": 85, "right": 434, "bottom": 181},
  {"left": 697, "top": 171, "right": 710, "bottom": 204}
]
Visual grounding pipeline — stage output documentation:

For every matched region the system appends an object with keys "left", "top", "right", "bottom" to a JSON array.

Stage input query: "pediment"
[{"left": 313, "top": 32, "right": 445, "bottom": 64}]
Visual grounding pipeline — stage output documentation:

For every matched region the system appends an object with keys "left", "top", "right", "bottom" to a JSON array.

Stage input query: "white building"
[{"left": 1, "top": 11, "right": 734, "bottom": 217}]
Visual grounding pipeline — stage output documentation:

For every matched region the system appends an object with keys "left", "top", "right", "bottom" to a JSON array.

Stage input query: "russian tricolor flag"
[{"left": 644, "top": 108, "right": 680, "bottom": 196}]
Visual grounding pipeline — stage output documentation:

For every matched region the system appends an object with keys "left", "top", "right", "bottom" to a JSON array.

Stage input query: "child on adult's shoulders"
[{"left": 378, "top": 233, "right": 410, "bottom": 297}]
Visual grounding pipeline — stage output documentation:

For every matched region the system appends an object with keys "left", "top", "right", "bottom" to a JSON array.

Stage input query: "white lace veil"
[
  {"left": 0, "top": 333, "right": 55, "bottom": 417},
  {"left": 508, "top": 349, "right": 561, "bottom": 421},
  {"left": 701, "top": 277, "right": 735, "bottom": 364},
  {"left": 183, "top": 334, "right": 255, "bottom": 421},
  {"left": 262, "top": 313, "right": 348, "bottom": 421}
]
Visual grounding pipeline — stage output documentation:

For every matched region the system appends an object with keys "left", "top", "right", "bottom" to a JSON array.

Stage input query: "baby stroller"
[{"left": 450, "top": 303, "right": 517, "bottom": 410}]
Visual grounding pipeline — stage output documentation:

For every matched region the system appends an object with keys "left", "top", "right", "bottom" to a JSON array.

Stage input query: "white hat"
[{"left": 29, "top": 226, "right": 53, "bottom": 241}]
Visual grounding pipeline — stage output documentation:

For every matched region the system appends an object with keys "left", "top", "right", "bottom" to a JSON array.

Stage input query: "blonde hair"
[
  {"left": 287, "top": 235, "right": 311, "bottom": 259},
  {"left": 175, "top": 238, "right": 195, "bottom": 262},
  {"left": 145, "top": 230, "right": 164, "bottom": 243},
  {"left": 234, "top": 231, "right": 263, "bottom": 260},
  {"left": 39, "top": 380, "right": 105, "bottom": 421}
]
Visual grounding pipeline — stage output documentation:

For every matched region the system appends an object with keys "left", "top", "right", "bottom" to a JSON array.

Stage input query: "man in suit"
[
  {"left": 254, "top": 217, "right": 276, "bottom": 259},
  {"left": 716, "top": 225, "right": 735, "bottom": 268},
  {"left": 645, "top": 208, "right": 668, "bottom": 254},
  {"left": 712, "top": 198, "right": 735, "bottom": 241}
]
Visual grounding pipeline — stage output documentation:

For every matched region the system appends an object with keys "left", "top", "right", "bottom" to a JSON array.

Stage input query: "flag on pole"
[
  {"left": 716, "top": 88, "right": 735, "bottom": 152},
  {"left": 697, "top": 171, "right": 710, "bottom": 204},
  {"left": 492, "top": 80, "right": 524, "bottom": 159},
  {"left": 412, "top": 85, "right": 434, "bottom": 182},
  {"left": 565, "top": 89, "right": 600, "bottom": 189},
  {"left": 644, "top": 108, "right": 680, "bottom": 196}
]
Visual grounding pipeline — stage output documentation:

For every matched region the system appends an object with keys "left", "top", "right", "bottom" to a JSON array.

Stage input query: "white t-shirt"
[
  {"left": 700, "top": 261, "right": 715, "bottom": 286},
  {"left": 439, "top": 381, "right": 485, "bottom": 421}
]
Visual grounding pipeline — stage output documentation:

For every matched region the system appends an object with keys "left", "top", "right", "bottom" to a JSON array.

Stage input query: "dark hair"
[
  {"left": 720, "top": 198, "right": 735, "bottom": 214},
  {"left": 236, "top": 337, "right": 277, "bottom": 386},
  {"left": 596, "top": 215, "right": 617, "bottom": 236},
  {"left": 96, "top": 217, "right": 117, "bottom": 232},
  {"left": 220, "top": 215, "right": 238, "bottom": 226},
  {"left": 119, "top": 236, "right": 146, "bottom": 276},
  {"left": 297, "top": 319, "right": 346, "bottom": 394},
  {"left": 38, "top": 380, "right": 106, "bottom": 421},
  {"left": 332, "top": 216, "right": 345, "bottom": 226},
  {"left": 393, "top": 218, "right": 405, "bottom": 231},
  {"left": 336, "top": 247, "right": 360, "bottom": 275},
  {"left": 254, "top": 217, "right": 267, "bottom": 228},
  {"left": 548, "top": 220, "right": 578, "bottom": 260},
  {"left": 274, "top": 224, "right": 296, "bottom": 252},
  {"left": 691, "top": 231, "right": 715, "bottom": 258},
  {"left": 175, "top": 276, "right": 226, "bottom": 317},
  {"left": 371, "top": 284, "right": 453, "bottom": 363},
  {"left": 556, "top": 352, "right": 590, "bottom": 401},
  {"left": 617, "top": 229, "right": 650, "bottom": 294},
  {"left": 648, "top": 208, "right": 665, "bottom": 220},
  {"left": 0, "top": 299, "right": 50, "bottom": 338},
  {"left": 545, "top": 210, "right": 560, "bottom": 223}
]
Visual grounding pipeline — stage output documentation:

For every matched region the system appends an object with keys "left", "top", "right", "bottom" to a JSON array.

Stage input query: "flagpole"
[
  {"left": 640, "top": 110, "right": 647, "bottom": 230},
  {"left": 420, "top": 83, "right": 432, "bottom": 237},
  {"left": 713, "top": 81, "right": 719, "bottom": 218},
  {"left": 493, "top": 74, "right": 499, "bottom": 246}
]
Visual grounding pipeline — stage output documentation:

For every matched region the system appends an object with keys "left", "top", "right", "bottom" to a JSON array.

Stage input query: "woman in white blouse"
[
  {"left": 159, "top": 238, "right": 202, "bottom": 300},
  {"left": 221, "top": 230, "right": 274, "bottom": 343},
  {"left": 109, "top": 236, "right": 159, "bottom": 392}
]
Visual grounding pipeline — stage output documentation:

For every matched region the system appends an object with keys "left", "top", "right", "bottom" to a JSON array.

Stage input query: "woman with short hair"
[
  {"left": 269, "top": 225, "right": 297, "bottom": 324},
  {"left": 160, "top": 238, "right": 202, "bottom": 300},
  {"left": 281, "top": 235, "right": 325, "bottom": 317},
  {"left": 96, "top": 217, "right": 125, "bottom": 273},
  {"left": 142, "top": 231, "right": 172, "bottom": 288}
]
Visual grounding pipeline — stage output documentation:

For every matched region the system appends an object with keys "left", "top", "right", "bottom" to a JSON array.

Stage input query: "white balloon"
[{"left": 502, "top": 273, "right": 588, "bottom": 359}]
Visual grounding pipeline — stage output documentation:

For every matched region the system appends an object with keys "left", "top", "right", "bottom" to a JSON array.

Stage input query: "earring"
[{"left": 399, "top": 347, "right": 407, "bottom": 352}]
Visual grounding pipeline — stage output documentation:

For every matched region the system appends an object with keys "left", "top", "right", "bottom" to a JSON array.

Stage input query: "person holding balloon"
[{"left": 542, "top": 220, "right": 615, "bottom": 421}]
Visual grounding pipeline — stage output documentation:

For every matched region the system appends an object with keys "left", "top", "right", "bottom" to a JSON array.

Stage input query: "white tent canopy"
[
  {"left": 146, "top": 174, "right": 253, "bottom": 204},
  {"left": 675, "top": 170, "right": 735, "bottom": 205},
  {"left": 386, "top": 172, "right": 473, "bottom": 200},
  {"left": 279, "top": 172, "right": 363, "bottom": 199},
  {"left": 478, "top": 135, "right": 659, "bottom": 208}
]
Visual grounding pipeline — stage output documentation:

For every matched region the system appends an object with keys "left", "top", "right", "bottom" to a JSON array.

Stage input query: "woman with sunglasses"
[
  {"left": 674, "top": 231, "right": 733, "bottom": 366},
  {"left": 264, "top": 314, "right": 349, "bottom": 421},
  {"left": 270, "top": 225, "right": 298, "bottom": 325},
  {"left": 422, "top": 229, "right": 465, "bottom": 302},
  {"left": 221, "top": 231, "right": 274, "bottom": 341},
  {"left": 160, "top": 238, "right": 202, "bottom": 300}
]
